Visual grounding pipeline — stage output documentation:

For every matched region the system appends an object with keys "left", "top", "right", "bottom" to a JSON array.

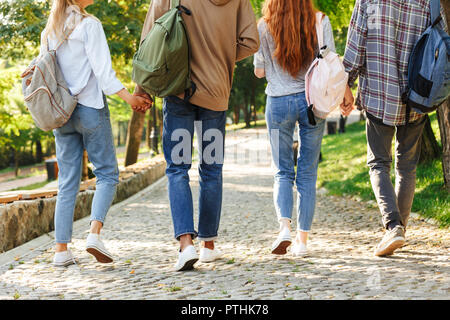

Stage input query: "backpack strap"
[
  {"left": 52, "top": 27, "right": 76, "bottom": 51},
  {"left": 172, "top": 0, "right": 180, "bottom": 9},
  {"left": 315, "top": 12, "right": 325, "bottom": 50},
  {"left": 48, "top": 16, "right": 85, "bottom": 52},
  {"left": 431, "top": 0, "right": 442, "bottom": 27}
]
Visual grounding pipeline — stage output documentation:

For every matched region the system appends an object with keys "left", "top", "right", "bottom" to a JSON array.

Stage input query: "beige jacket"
[{"left": 136, "top": 0, "right": 260, "bottom": 111}]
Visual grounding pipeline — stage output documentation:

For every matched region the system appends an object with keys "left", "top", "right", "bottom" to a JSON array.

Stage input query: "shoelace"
[{"left": 66, "top": 248, "right": 78, "bottom": 266}]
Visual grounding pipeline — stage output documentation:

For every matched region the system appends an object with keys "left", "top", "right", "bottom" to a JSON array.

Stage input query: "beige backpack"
[{"left": 21, "top": 28, "right": 78, "bottom": 131}]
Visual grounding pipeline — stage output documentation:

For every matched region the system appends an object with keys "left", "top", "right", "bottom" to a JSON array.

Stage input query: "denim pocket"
[
  {"left": 77, "top": 105, "right": 101, "bottom": 132},
  {"left": 164, "top": 96, "right": 193, "bottom": 117},
  {"left": 268, "top": 97, "right": 290, "bottom": 125},
  {"left": 314, "top": 115, "right": 326, "bottom": 126}
]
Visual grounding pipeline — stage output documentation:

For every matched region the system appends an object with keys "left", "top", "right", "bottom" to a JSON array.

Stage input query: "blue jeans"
[
  {"left": 163, "top": 96, "right": 226, "bottom": 241},
  {"left": 53, "top": 102, "right": 119, "bottom": 243},
  {"left": 266, "top": 92, "right": 325, "bottom": 232}
]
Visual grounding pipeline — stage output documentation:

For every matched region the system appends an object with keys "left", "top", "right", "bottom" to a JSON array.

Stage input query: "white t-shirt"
[{"left": 40, "top": 15, "right": 124, "bottom": 109}]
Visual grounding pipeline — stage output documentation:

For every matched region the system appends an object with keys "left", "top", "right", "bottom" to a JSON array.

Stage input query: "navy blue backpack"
[{"left": 406, "top": 0, "right": 450, "bottom": 123}]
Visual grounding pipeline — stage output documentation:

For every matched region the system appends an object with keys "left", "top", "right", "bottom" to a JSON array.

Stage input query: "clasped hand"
[
  {"left": 340, "top": 84, "right": 355, "bottom": 117},
  {"left": 131, "top": 92, "right": 153, "bottom": 114}
]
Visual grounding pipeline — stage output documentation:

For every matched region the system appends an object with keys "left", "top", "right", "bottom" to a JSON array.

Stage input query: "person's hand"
[
  {"left": 340, "top": 84, "right": 355, "bottom": 117},
  {"left": 116, "top": 88, "right": 152, "bottom": 113},
  {"left": 131, "top": 93, "right": 152, "bottom": 114}
]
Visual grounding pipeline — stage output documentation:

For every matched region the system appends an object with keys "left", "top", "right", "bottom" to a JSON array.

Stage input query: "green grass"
[
  {"left": 318, "top": 114, "right": 449, "bottom": 227},
  {"left": 0, "top": 162, "right": 45, "bottom": 175},
  {"left": 8, "top": 180, "right": 49, "bottom": 192}
]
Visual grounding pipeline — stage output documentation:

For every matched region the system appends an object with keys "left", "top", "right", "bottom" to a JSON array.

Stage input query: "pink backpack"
[{"left": 305, "top": 12, "right": 348, "bottom": 121}]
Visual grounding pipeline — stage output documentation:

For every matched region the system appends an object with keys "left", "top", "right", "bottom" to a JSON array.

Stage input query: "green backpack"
[{"left": 132, "top": 0, "right": 196, "bottom": 100}]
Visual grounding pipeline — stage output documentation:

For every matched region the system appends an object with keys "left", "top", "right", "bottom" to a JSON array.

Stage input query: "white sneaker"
[
  {"left": 292, "top": 242, "right": 308, "bottom": 257},
  {"left": 199, "top": 247, "right": 223, "bottom": 263},
  {"left": 53, "top": 249, "right": 77, "bottom": 267},
  {"left": 86, "top": 233, "right": 113, "bottom": 263},
  {"left": 271, "top": 227, "right": 292, "bottom": 255},
  {"left": 174, "top": 245, "right": 199, "bottom": 271}
]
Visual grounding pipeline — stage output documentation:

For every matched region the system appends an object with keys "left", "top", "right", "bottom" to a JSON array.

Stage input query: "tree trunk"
[
  {"left": 233, "top": 105, "right": 240, "bottom": 124},
  {"left": 244, "top": 105, "right": 251, "bottom": 128},
  {"left": 124, "top": 110, "right": 146, "bottom": 166},
  {"left": 419, "top": 115, "right": 441, "bottom": 164},
  {"left": 30, "top": 141, "right": 34, "bottom": 160},
  {"left": 243, "top": 96, "right": 251, "bottom": 128},
  {"left": 14, "top": 149, "right": 20, "bottom": 177},
  {"left": 437, "top": 0, "right": 450, "bottom": 191},
  {"left": 117, "top": 122, "right": 121, "bottom": 147},
  {"left": 150, "top": 103, "right": 159, "bottom": 156},
  {"left": 35, "top": 140, "right": 43, "bottom": 163},
  {"left": 82, "top": 150, "right": 89, "bottom": 181},
  {"left": 437, "top": 98, "right": 450, "bottom": 191},
  {"left": 251, "top": 79, "right": 257, "bottom": 126},
  {"left": 146, "top": 113, "right": 152, "bottom": 149}
]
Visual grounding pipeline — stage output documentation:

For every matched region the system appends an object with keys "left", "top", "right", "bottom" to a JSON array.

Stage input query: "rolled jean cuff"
[
  {"left": 89, "top": 218, "right": 105, "bottom": 225},
  {"left": 54, "top": 238, "right": 72, "bottom": 244},
  {"left": 278, "top": 217, "right": 292, "bottom": 223},
  {"left": 297, "top": 229, "right": 310, "bottom": 233},
  {"left": 175, "top": 231, "right": 198, "bottom": 241},
  {"left": 197, "top": 235, "right": 218, "bottom": 242}
]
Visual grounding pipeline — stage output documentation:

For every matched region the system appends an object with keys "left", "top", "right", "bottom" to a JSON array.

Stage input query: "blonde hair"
[{"left": 42, "top": 0, "right": 91, "bottom": 45}]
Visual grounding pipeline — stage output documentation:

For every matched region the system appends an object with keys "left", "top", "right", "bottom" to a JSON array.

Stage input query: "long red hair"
[{"left": 262, "top": 0, "right": 318, "bottom": 78}]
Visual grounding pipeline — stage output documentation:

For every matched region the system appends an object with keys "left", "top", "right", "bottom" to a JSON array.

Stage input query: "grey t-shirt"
[{"left": 254, "top": 16, "right": 336, "bottom": 97}]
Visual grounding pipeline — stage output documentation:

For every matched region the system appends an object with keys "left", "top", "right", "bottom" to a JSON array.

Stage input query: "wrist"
[{"left": 118, "top": 89, "right": 133, "bottom": 104}]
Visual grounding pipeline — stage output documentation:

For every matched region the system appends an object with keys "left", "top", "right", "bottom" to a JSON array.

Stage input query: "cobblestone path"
[{"left": 0, "top": 128, "right": 448, "bottom": 300}]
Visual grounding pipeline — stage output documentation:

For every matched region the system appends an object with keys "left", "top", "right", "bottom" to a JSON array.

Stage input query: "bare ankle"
[
  {"left": 55, "top": 243, "right": 68, "bottom": 253},
  {"left": 90, "top": 220, "right": 103, "bottom": 234},
  {"left": 179, "top": 234, "right": 194, "bottom": 252},
  {"left": 296, "top": 231, "right": 308, "bottom": 245}
]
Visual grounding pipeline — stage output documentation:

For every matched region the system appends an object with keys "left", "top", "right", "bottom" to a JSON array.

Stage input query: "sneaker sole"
[
  {"left": 86, "top": 246, "right": 113, "bottom": 263},
  {"left": 375, "top": 237, "right": 405, "bottom": 257},
  {"left": 292, "top": 250, "right": 308, "bottom": 257},
  {"left": 53, "top": 260, "right": 76, "bottom": 267},
  {"left": 199, "top": 256, "right": 222, "bottom": 263},
  {"left": 177, "top": 258, "right": 199, "bottom": 272},
  {"left": 272, "top": 240, "right": 292, "bottom": 255}
]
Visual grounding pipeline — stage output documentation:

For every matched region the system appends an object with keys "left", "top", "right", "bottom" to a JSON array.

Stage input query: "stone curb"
[
  {"left": 0, "top": 174, "right": 167, "bottom": 267},
  {"left": 0, "top": 157, "right": 166, "bottom": 253}
]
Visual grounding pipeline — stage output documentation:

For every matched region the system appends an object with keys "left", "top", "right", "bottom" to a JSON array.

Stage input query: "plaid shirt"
[{"left": 343, "top": 0, "right": 446, "bottom": 126}]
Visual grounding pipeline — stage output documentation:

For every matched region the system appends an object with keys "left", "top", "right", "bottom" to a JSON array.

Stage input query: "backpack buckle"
[
  {"left": 317, "top": 45, "right": 329, "bottom": 59},
  {"left": 177, "top": 5, "right": 192, "bottom": 15}
]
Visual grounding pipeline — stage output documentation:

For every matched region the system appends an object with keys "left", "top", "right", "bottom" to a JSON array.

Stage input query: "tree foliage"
[{"left": 0, "top": 0, "right": 357, "bottom": 170}]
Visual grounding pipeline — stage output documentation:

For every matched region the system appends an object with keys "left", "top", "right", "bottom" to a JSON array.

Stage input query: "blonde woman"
[{"left": 40, "top": 0, "right": 151, "bottom": 267}]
